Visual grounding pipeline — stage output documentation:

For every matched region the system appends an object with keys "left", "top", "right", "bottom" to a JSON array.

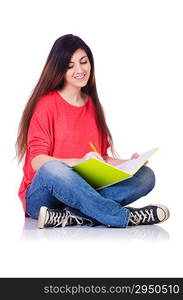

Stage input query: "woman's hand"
[
  {"left": 82, "top": 151, "right": 105, "bottom": 162},
  {"left": 130, "top": 152, "right": 148, "bottom": 165},
  {"left": 71, "top": 152, "right": 105, "bottom": 166},
  {"left": 130, "top": 153, "right": 140, "bottom": 159}
]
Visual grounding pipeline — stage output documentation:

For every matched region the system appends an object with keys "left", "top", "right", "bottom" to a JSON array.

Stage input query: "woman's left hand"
[
  {"left": 130, "top": 153, "right": 140, "bottom": 159},
  {"left": 130, "top": 152, "right": 148, "bottom": 165}
]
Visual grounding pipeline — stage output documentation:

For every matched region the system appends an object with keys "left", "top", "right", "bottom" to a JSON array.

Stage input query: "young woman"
[{"left": 15, "top": 34, "right": 170, "bottom": 229}]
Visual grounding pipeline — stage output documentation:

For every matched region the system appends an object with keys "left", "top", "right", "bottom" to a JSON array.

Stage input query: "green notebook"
[{"left": 73, "top": 148, "right": 159, "bottom": 190}]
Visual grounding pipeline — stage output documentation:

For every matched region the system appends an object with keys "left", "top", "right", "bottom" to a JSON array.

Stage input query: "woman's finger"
[{"left": 131, "top": 153, "right": 140, "bottom": 159}]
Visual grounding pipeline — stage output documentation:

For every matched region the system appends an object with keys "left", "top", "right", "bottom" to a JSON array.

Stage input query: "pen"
[{"left": 89, "top": 141, "right": 98, "bottom": 152}]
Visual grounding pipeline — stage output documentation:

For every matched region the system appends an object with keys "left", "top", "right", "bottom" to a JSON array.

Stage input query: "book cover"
[{"left": 73, "top": 148, "right": 158, "bottom": 190}]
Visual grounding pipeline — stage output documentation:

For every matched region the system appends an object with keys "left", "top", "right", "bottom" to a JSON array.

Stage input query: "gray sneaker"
[
  {"left": 127, "top": 204, "right": 170, "bottom": 226},
  {"left": 38, "top": 206, "right": 84, "bottom": 229}
]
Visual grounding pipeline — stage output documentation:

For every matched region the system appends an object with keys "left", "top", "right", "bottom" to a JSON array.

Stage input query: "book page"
[{"left": 116, "top": 148, "right": 158, "bottom": 175}]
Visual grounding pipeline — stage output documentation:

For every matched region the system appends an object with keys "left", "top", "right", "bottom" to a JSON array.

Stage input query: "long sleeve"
[{"left": 27, "top": 112, "right": 52, "bottom": 163}]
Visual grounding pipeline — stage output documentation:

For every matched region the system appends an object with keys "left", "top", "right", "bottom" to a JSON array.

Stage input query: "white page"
[{"left": 117, "top": 148, "right": 158, "bottom": 175}]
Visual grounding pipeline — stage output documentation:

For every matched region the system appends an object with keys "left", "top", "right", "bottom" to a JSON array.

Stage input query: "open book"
[{"left": 73, "top": 148, "right": 158, "bottom": 190}]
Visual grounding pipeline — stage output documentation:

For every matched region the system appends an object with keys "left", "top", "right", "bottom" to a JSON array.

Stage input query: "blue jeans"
[{"left": 25, "top": 161, "right": 155, "bottom": 228}]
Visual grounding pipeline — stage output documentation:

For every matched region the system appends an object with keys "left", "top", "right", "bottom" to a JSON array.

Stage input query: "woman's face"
[{"left": 64, "top": 48, "right": 91, "bottom": 89}]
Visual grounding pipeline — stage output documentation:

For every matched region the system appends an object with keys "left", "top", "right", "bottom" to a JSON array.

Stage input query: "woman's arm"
[
  {"left": 103, "top": 153, "right": 148, "bottom": 167},
  {"left": 31, "top": 154, "right": 80, "bottom": 171},
  {"left": 32, "top": 151, "right": 105, "bottom": 171}
]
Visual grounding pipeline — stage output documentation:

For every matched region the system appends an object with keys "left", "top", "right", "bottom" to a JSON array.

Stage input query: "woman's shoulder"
[
  {"left": 33, "top": 91, "right": 57, "bottom": 118},
  {"left": 36, "top": 91, "right": 56, "bottom": 107},
  {"left": 35, "top": 91, "right": 59, "bottom": 112}
]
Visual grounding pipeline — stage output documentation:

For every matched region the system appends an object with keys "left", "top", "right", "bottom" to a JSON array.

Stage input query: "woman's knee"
[
  {"left": 139, "top": 165, "right": 156, "bottom": 192},
  {"left": 38, "top": 160, "right": 72, "bottom": 179}
]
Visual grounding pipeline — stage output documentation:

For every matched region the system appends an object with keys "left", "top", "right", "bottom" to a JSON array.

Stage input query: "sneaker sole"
[
  {"left": 150, "top": 203, "right": 170, "bottom": 223},
  {"left": 38, "top": 206, "right": 48, "bottom": 229}
]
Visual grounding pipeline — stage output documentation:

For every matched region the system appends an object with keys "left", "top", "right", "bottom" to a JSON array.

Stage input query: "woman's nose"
[{"left": 75, "top": 63, "right": 84, "bottom": 73}]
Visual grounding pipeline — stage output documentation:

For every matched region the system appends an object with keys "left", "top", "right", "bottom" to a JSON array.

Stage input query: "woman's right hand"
[
  {"left": 71, "top": 152, "right": 105, "bottom": 166},
  {"left": 80, "top": 151, "right": 105, "bottom": 163}
]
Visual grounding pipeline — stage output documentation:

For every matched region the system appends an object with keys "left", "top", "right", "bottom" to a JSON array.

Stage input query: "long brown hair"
[{"left": 15, "top": 34, "right": 118, "bottom": 165}]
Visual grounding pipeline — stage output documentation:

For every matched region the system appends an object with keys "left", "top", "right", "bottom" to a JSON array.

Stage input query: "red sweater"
[{"left": 18, "top": 90, "right": 110, "bottom": 213}]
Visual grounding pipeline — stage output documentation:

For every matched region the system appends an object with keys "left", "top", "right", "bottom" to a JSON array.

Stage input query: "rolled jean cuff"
[{"left": 121, "top": 207, "right": 131, "bottom": 228}]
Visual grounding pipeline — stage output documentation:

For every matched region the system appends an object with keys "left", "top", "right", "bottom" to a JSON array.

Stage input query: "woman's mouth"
[{"left": 74, "top": 74, "right": 86, "bottom": 81}]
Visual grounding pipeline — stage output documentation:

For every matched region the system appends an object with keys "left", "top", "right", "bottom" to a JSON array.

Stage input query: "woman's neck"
[{"left": 58, "top": 85, "right": 87, "bottom": 106}]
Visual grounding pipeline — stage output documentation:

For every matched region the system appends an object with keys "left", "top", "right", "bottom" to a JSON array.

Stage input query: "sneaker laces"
[
  {"left": 129, "top": 208, "right": 155, "bottom": 225},
  {"left": 47, "top": 210, "right": 84, "bottom": 228},
  {"left": 63, "top": 210, "right": 84, "bottom": 227}
]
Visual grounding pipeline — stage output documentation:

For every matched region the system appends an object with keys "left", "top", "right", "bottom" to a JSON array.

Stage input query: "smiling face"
[{"left": 64, "top": 48, "right": 91, "bottom": 89}]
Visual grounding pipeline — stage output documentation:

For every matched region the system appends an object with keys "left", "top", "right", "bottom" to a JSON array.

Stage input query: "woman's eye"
[{"left": 67, "top": 61, "right": 87, "bottom": 68}]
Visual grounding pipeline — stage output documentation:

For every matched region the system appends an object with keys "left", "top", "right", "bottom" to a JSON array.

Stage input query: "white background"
[{"left": 0, "top": 0, "right": 182, "bottom": 277}]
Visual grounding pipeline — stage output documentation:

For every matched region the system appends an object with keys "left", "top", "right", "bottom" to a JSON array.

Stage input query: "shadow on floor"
[{"left": 20, "top": 217, "right": 170, "bottom": 243}]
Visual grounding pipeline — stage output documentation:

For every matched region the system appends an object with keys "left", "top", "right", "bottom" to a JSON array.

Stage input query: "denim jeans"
[{"left": 25, "top": 161, "right": 155, "bottom": 228}]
